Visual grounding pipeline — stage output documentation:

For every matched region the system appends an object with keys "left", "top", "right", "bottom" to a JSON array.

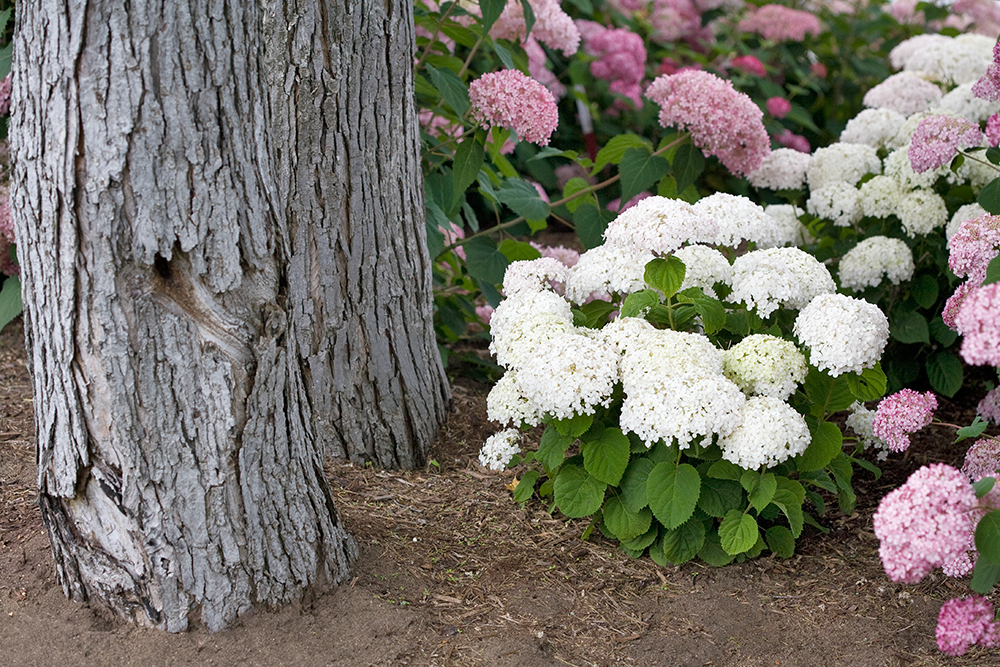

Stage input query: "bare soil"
[{"left": 1, "top": 319, "right": 999, "bottom": 667}]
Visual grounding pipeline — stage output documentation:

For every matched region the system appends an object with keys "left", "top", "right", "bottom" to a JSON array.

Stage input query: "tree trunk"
[{"left": 10, "top": 0, "right": 450, "bottom": 632}]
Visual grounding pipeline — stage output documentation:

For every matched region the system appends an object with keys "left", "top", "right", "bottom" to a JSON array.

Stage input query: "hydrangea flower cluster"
[
  {"left": 872, "top": 389, "right": 937, "bottom": 453},
  {"left": 732, "top": 55, "right": 766, "bottom": 77},
  {"left": 954, "top": 283, "right": 1000, "bottom": 366},
  {"left": 728, "top": 247, "right": 836, "bottom": 318},
  {"left": 479, "top": 429, "right": 522, "bottom": 471},
  {"left": 717, "top": 396, "right": 811, "bottom": 470},
  {"left": 747, "top": 148, "right": 811, "bottom": 191},
  {"left": 936, "top": 596, "right": 1000, "bottom": 657},
  {"left": 890, "top": 33, "right": 992, "bottom": 86},
  {"left": 487, "top": 372, "right": 541, "bottom": 427},
  {"left": 793, "top": 294, "right": 890, "bottom": 376},
  {"left": 846, "top": 402, "right": 890, "bottom": 460},
  {"left": 907, "top": 115, "right": 983, "bottom": 173},
  {"left": 564, "top": 243, "right": 653, "bottom": 303},
  {"left": 693, "top": 193, "right": 785, "bottom": 248},
  {"left": 978, "top": 388, "right": 1000, "bottom": 426},
  {"left": 490, "top": 0, "right": 580, "bottom": 56},
  {"left": 948, "top": 213, "right": 1000, "bottom": 285},
  {"left": 502, "top": 257, "right": 569, "bottom": 297},
  {"left": 468, "top": 70, "right": 559, "bottom": 146},
  {"left": 737, "top": 4, "right": 822, "bottom": 42},
  {"left": 722, "top": 335, "right": 808, "bottom": 400},
  {"left": 516, "top": 332, "right": 619, "bottom": 420},
  {"left": 858, "top": 176, "right": 902, "bottom": 219},
  {"left": 488, "top": 291, "right": 573, "bottom": 369},
  {"left": 837, "top": 236, "right": 915, "bottom": 291},
  {"left": 840, "top": 108, "right": 906, "bottom": 148},
  {"left": 873, "top": 463, "right": 978, "bottom": 584},
  {"left": 580, "top": 24, "right": 647, "bottom": 108},
  {"left": 806, "top": 143, "right": 881, "bottom": 190},
  {"left": 646, "top": 70, "right": 771, "bottom": 176},
  {"left": 863, "top": 72, "right": 943, "bottom": 115},
  {"left": 673, "top": 244, "right": 731, "bottom": 299},
  {"left": 766, "top": 97, "right": 791, "bottom": 119},
  {"left": 603, "top": 196, "right": 717, "bottom": 254},
  {"left": 972, "top": 38, "right": 1000, "bottom": 101},
  {"left": 897, "top": 189, "right": 949, "bottom": 237},
  {"left": 806, "top": 181, "right": 862, "bottom": 227}
]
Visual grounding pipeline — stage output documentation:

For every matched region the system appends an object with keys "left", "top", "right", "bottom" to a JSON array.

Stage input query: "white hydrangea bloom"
[
  {"left": 898, "top": 189, "right": 948, "bottom": 237},
  {"left": 674, "top": 245, "right": 732, "bottom": 298},
  {"left": 619, "top": 328, "right": 724, "bottom": 392},
  {"left": 793, "top": 293, "right": 889, "bottom": 376},
  {"left": 889, "top": 34, "right": 954, "bottom": 71},
  {"left": 728, "top": 247, "right": 836, "bottom": 318},
  {"left": 838, "top": 236, "right": 915, "bottom": 291},
  {"left": 935, "top": 83, "right": 1000, "bottom": 124},
  {"left": 882, "top": 146, "right": 941, "bottom": 190},
  {"left": 479, "top": 429, "right": 522, "bottom": 471},
  {"left": 806, "top": 143, "right": 882, "bottom": 190},
  {"left": 563, "top": 243, "right": 653, "bottom": 304},
  {"left": 764, "top": 204, "right": 812, "bottom": 247},
  {"left": 845, "top": 401, "right": 890, "bottom": 461},
  {"left": 722, "top": 334, "right": 808, "bottom": 400},
  {"left": 620, "top": 370, "right": 746, "bottom": 447},
  {"left": 487, "top": 372, "right": 542, "bottom": 427},
  {"left": 746, "top": 148, "right": 812, "bottom": 190},
  {"left": 840, "top": 108, "right": 907, "bottom": 148},
  {"left": 603, "top": 196, "right": 718, "bottom": 254},
  {"left": 894, "top": 37, "right": 990, "bottom": 85},
  {"left": 489, "top": 292, "right": 574, "bottom": 369},
  {"left": 887, "top": 111, "right": 932, "bottom": 150},
  {"left": 502, "top": 257, "right": 568, "bottom": 297},
  {"left": 515, "top": 333, "right": 619, "bottom": 420},
  {"left": 806, "top": 181, "right": 862, "bottom": 227},
  {"left": 862, "top": 72, "right": 943, "bottom": 116},
  {"left": 595, "top": 316, "right": 655, "bottom": 356},
  {"left": 858, "top": 175, "right": 903, "bottom": 219},
  {"left": 693, "top": 192, "right": 783, "bottom": 249},
  {"left": 718, "top": 396, "right": 811, "bottom": 470},
  {"left": 947, "top": 203, "right": 987, "bottom": 241}
]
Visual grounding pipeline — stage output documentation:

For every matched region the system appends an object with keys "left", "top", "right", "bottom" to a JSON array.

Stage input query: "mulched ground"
[{"left": 1, "top": 318, "right": 999, "bottom": 666}]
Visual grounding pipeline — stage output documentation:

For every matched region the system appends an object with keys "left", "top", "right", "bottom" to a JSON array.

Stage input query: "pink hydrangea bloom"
[
  {"left": 811, "top": 62, "right": 827, "bottom": 78},
  {"left": 530, "top": 242, "right": 580, "bottom": 268},
  {"left": 649, "top": 0, "right": 704, "bottom": 44},
  {"left": 775, "top": 129, "right": 810, "bottom": 153},
  {"left": 943, "top": 281, "right": 978, "bottom": 331},
  {"left": 583, "top": 26, "right": 647, "bottom": 109},
  {"left": 732, "top": 55, "right": 766, "bottom": 77},
  {"left": 936, "top": 596, "right": 1000, "bottom": 656},
  {"left": 889, "top": 0, "right": 923, "bottom": 23},
  {"left": 908, "top": 115, "right": 983, "bottom": 173},
  {"left": 988, "top": 114, "right": 1000, "bottom": 147},
  {"left": 963, "top": 436, "right": 1000, "bottom": 486},
  {"left": 524, "top": 37, "right": 566, "bottom": 99},
  {"left": 607, "top": 191, "right": 653, "bottom": 214},
  {"left": 440, "top": 221, "right": 466, "bottom": 261},
  {"left": 864, "top": 72, "right": 943, "bottom": 116},
  {"left": 973, "top": 39, "right": 1000, "bottom": 102},
  {"left": 476, "top": 304, "right": 494, "bottom": 326},
  {"left": 873, "top": 389, "right": 937, "bottom": 453},
  {"left": 646, "top": 70, "right": 771, "bottom": 176},
  {"left": 979, "top": 389, "right": 1000, "bottom": 426},
  {"left": 738, "top": 4, "right": 822, "bottom": 42},
  {"left": 491, "top": 0, "right": 580, "bottom": 57},
  {"left": 956, "top": 282, "right": 1000, "bottom": 366},
  {"left": 948, "top": 213, "right": 1000, "bottom": 285},
  {"left": 766, "top": 97, "right": 791, "bottom": 118},
  {"left": 873, "top": 463, "right": 978, "bottom": 584},
  {"left": 468, "top": 70, "right": 559, "bottom": 146}
]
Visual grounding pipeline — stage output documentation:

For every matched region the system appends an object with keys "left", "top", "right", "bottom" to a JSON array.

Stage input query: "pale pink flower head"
[
  {"left": 476, "top": 304, "right": 495, "bottom": 326},
  {"left": 607, "top": 191, "right": 652, "bottom": 214},
  {"left": 775, "top": 129, "right": 810, "bottom": 153},
  {"left": 962, "top": 436, "right": 1000, "bottom": 487},
  {"left": 889, "top": 0, "right": 923, "bottom": 24},
  {"left": 530, "top": 243, "right": 581, "bottom": 268},
  {"left": 524, "top": 37, "right": 566, "bottom": 99},
  {"left": 440, "top": 221, "right": 467, "bottom": 261},
  {"left": 988, "top": 114, "right": 1000, "bottom": 147},
  {"left": 649, "top": 0, "right": 703, "bottom": 44},
  {"left": 956, "top": 282, "right": 1000, "bottom": 366},
  {"left": 948, "top": 213, "right": 1000, "bottom": 285},
  {"left": 972, "top": 39, "right": 1000, "bottom": 102},
  {"left": 943, "top": 281, "right": 978, "bottom": 332},
  {"left": 908, "top": 115, "right": 983, "bottom": 173},
  {"left": 738, "top": 4, "right": 821, "bottom": 42},
  {"left": 872, "top": 463, "right": 978, "bottom": 584},
  {"left": 584, "top": 26, "right": 647, "bottom": 109},
  {"left": 766, "top": 97, "right": 791, "bottom": 119},
  {"left": 873, "top": 389, "right": 937, "bottom": 453},
  {"left": 863, "top": 72, "right": 943, "bottom": 116},
  {"left": 646, "top": 70, "right": 771, "bottom": 176},
  {"left": 811, "top": 62, "right": 827, "bottom": 78},
  {"left": 491, "top": 0, "right": 581, "bottom": 56},
  {"left": 468, "top": 70, "right": 559, "bottom": 146},
  {"left": 732, "top": 55, "right": 766, "bottom": 77},
  {"left": 978, "top": 389, "right": 1000, "bottom": 426},
  {"left": 936, "top": 596, "right": 1000, "bottom": 657}
]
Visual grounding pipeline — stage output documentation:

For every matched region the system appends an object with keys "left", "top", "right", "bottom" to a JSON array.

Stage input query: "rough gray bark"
[{"left": 10, "top": 0, "right": 450, "bottom": 632}]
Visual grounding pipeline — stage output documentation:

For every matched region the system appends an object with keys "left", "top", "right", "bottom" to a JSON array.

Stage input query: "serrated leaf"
[
  {"left": 620, "top": 524, "right": 659, "bottom": 552},
  {"left": 974, "top": 476, "right": 997, "bottom": 499},
  {"left": 926, "top": 351, "right": 963, "bottom": 398},
  {"left": 719, "top": 510, "right": 759, "bottom": 555},
  {"left": 579, "top": 299, "right": 617, "bottom": 329},
  {"left": 796, "top": 421, "right": 841, "bottom": 472},
  {"left": 803, "top": 367, "right": 855, "bottom": 417},
  {"left": 497, "top": 179, "right": 550, "bottom": 220},
  {"left": 498, "top": 239, "right": 542, "bottom": 263},
  {"left": 652, "top": 519, "right": 706, "bottom": 565},
  {"left": 537, "top": 426, "right": 575, "bottom": 471},
  {"left": 464, "top": 237, "right": 509, "bottom": 284},
  {"left": 513, "top": 470, "right": 541, "bottom": 503},
  {"left": 979, "top": 177, "right": 1000, "bottom": 215},
  {"left": 574, "top": 204, "right": 613, "bottom": 250},
  {"left": 675, "top": 288, "right": 726, "bottom": 334},
  {"left": 562, "top": 177, "right": 596, "bottom": 213},
  {"left": 426, "top": 64, "right": 469, "bottom": 116},
  {"left": 620, "top": 289, "right": 660, "bottom": 318},
  {"left": 765, "top": 525, "right": 796, "bottom": 558},
  {"left": 708, "top": 459, "right": 743, "bottom": 481},
  {"left": 592, "top": 134, "right": 653, "bottom": 175},
  {"left": 554, "top": 464, "right": 606, "bottom": 518},
  {"left": 890, "top": 310, "right": 930, "bottom": 344},
  {"left": 479, "top": 0, "right": 506, "bottom": 35},
  {"left": 672, "top": 142, "right": 705, "bottom": 194},
  {"left": 698, "top": 533, "right": 736, "bottom": 566},
  {"left": 582, "top": 427, "right": 630, "bottom": 486},
  {"left": 644, "top": 256, "right": 686, "bottom": 298},
  {"left": 619, "top": 458, "right": 655, "bottom": 513},
  {"left": 602, "top": 495, "right": 653, "bottom": 541},
  {"left": 975, "top": 511, "right": 1000, "bottom": 565},
  {"left": 985, "top": 255, "right": 1000, "bottom": 286},
  {"left": 846, "top": 363, "right": 887, "bottom": 402},
  {"left": 971, "top": 558, "right": 1000, "bottom": 594},
  {"left": 698, "top": 477, "right": 744, "bottom": 518},
  {"left": 0, "top": 276, "right": 22, "bottom": 333},
  {"left": 555, "top": 413, "right": 594, "bottom": 439},
  {"left": 647, "top": 461, "right": 701, "bottom": 530},
  {"left": 618, "top": 148, "right": 670, "bottom": 205},
  {"left": 743, "top": 471, "right": 777, "bottom": 514},
  {"left": 450, "top": 140, "right": 484, "bottom": 209}
]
